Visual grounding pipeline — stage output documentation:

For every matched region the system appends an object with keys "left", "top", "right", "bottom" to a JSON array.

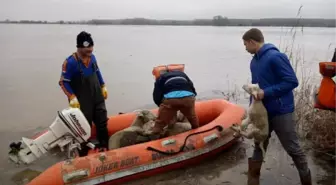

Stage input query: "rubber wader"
[
  {"left": 247, "top": 157, "right": 262, "bottom": 185},
  {"left": 70, "top": 54, "right": 109, "bottom": 155}
]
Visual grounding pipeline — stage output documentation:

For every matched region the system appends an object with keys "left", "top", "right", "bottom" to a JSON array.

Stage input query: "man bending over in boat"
[
  {"left": 58, "top": 31, "right": 109, "bottom": 153},
  {"left": 149, "top": 65, "right": 199, "bottom": 136},
  {"left": 242, "top": 28, "right": 312, "bottom": 185}
]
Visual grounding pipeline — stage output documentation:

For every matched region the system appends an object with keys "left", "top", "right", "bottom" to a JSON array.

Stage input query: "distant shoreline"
[{"left": 1, "top": 17, "right": 335, "bottom": 28}]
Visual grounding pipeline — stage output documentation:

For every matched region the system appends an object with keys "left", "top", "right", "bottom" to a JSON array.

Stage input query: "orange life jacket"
[
  {"left": 314, "top": 62, "right": 336, "bottom": 111},
  {"left": 152, "top": 64, "right": 185, "bottom": 79}
]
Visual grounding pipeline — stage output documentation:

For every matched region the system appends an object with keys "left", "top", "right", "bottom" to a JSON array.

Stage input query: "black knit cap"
[{"left": 76, "top": 31, "right": 94, "bottom": 48}]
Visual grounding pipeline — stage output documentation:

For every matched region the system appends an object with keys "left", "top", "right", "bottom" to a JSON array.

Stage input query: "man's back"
[
  {"left": 153, "top": 70, "right": 196, "bottom": 107},
  {"left": 159, "top": 71, "right": 192, "bottom": 90}
]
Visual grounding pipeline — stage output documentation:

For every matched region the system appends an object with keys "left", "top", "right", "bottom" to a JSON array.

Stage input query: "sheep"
[{"left": 230, "top": 83, "right": 269, "bottom": 160}]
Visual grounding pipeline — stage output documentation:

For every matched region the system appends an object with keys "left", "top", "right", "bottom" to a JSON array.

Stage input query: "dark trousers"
[
  {"left": 81, "top": 100, "right": 108, "bottom": 132},
  {"left": 78, "top": 101, "right": 109, "bottom": 156},
  {"left": 86, "top": 101, "right": 109, "bottom": 147},
  {"left": 252, "top": 113, "right": 310, "bottom": 176},
  {"left": 153, "top": 96, "right": 199, "bottom": 133}
]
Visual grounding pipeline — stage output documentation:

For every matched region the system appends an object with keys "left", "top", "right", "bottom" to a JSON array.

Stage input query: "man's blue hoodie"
[{"left": 250, "top": 43, "right": 299, "bottom": 118}]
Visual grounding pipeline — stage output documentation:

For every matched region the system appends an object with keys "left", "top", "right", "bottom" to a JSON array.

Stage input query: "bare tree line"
[{"left": 1, "top": 16, "right": 335, "bottom": 27}]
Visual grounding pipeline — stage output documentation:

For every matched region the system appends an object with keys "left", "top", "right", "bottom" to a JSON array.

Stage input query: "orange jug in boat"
[
  {"left": 152, "top": 64, "right": 185, "bottom": 79},
  {"left": 314, "top": 62, "right": 336, "bottom": 111},
  {"left": 319, "top": 62, "right": 336, "bottom": 77}
]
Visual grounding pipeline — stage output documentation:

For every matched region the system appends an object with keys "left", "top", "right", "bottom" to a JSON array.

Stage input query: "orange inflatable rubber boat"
[{"left": 28, "top": 99, "right": 245, "bottom": 185}]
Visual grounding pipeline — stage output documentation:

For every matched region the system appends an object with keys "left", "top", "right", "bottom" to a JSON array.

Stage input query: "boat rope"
[{"left": 146, "top": 125, "right": 223, "bottom": 155}]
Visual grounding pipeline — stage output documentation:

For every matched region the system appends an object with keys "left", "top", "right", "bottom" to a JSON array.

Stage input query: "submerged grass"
[{"left": 278, "top": 6, "right": 335, "bottom": 161}]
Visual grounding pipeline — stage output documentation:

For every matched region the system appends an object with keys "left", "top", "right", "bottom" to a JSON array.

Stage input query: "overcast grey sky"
[{"left": 1, "top": 0, "right": 335, "bottom": 21}]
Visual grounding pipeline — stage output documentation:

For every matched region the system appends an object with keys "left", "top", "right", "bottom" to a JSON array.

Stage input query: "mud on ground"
[{"left": 123, "top": 136, "right": 335, "bottom": 185}]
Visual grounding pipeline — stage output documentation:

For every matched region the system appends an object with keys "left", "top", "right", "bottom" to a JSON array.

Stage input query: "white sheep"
[{"left": 230, "top": 83, "right": 269, "bottom": 160}]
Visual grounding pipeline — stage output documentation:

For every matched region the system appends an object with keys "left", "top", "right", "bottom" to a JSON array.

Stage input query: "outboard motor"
[{"left": 8, "top": 107, "right": 95, "bottom": 165}]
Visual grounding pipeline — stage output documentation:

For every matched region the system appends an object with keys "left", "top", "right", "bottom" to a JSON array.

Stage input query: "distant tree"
[{"left": 212, "top": 15, "right": 229, "bottom": 26}]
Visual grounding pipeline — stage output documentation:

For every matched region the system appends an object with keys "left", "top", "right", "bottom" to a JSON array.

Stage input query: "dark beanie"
[{"left": 76, "top": 31, "right": 94, "bottom": 48}]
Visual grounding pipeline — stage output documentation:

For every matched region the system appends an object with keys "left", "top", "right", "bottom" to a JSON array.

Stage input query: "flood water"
[{"left": 0, "top": 24, "right": 335, "bottom": 185}]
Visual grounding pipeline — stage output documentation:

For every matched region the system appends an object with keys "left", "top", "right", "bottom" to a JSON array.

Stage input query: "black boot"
[
  {"left": 299, "top": 169, "right": 312, "bottom": 185},
  {"left": 292, "top": 155, "right": 312, "bottom": 185},
  {"left": 247, "top": 157, "right": 263, "bottom": 185},
  {"left": 78, "top": 143, "right": 90, "bottom": 157},
  {"left": 96, "top": 125, "right": 109, "bottom": 149}
]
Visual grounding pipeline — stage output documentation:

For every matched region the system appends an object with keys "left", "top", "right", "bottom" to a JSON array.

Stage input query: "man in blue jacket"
[
  {"left": 242, "top": 28, "right": 311, "bottom": 185},
  {"left": 59, "top": 31, "right": 109, "bottom": 152}
]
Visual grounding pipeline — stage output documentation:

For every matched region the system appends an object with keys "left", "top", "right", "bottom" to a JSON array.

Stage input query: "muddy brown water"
[{"left": 0, "top": 25, "right": 335, "bottom": 184}]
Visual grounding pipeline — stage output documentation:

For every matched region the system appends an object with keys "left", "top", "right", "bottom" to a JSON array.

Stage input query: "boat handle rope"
[{"left": 146, "top": 125, "right": 223, "bottom": 156}]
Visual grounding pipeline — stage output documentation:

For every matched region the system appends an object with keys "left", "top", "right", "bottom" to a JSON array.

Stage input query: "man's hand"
[
  {"left": 69, "top": 97, "right": 80, "bottom": 108},
  {"left": 253, "top": 89, "right": 265, "bottom": 100},
  {"left": 230, "top": 124, "right": 242, "bottom": 138},
  {"left": 230, "top": 124, "right": 241, "bottom": 133},
  {"left": 102, "top": 86, "right": 108, "bottom": 99}
]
